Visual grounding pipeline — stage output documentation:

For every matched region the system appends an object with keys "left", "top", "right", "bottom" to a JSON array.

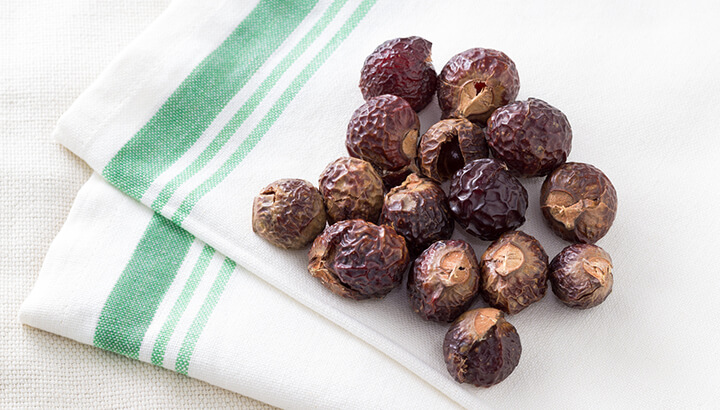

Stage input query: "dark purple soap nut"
[
  {"left": 359, "top": 36, "right": 437, "bottom": 112},
  {"left": 308, "top": 219, "right": 410, "bottom": 300},
  {"left": 346, "top": 95, "right": 421, "bottom": 186},
  {"left": 443, "top": 307, "right": 521, "bottom": 387},
  {"left": 418, "top": 118, "right": 489, "bottom": 182},
  {"left": 480, "top": 231, "right": 548, "bottom": 314},
  {"left": 408, "top": 240, "right": 480, "bottom": 322},
  {"left": 549, "top": 243, "right": 613, "bottom": 309},
  {"left": 380, "top": 174, "right": 453, "bottom": 256},
  {"left": 540, "top": 162, "right": 618, "bottom": 244},
  {"left": 319, "top": 157, "right": 384, "bottom": 224},
  {"left": 252, "top": 179, "right": 327, "bottom": 249},
  {"left": 449, "top": 158, "right": 528, "bottom": 241},
  {"left": 437, "top": 48, "right": 520, "bottom": 124},
  {"left": 487, "top": 98, "right": 572, "bottom": 178}
]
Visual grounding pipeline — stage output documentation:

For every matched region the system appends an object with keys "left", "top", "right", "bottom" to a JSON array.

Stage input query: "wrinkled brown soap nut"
[
  {"left": 437, "top": 48, "right": 520, "bottom": 124},
  {"left": 318, "top": 157, "right": 384, "bottom": 224},
  {"left": 480, "top": 230, "right": 549, "bottom": 314},
  {"left": 540, "top": 162, "right": 618, "bottom": 244},
  {"left": 486, "top": 98, "right": 572, "bottom": 178},
  {"left": 443, "top": 307, "right": 521, "bottom": 387},
  {"left": 449, "top": 158, "right": 528, "bottom": 241},
  {"left": 380, "top": 174, "right": 453, "bottom": 256},
  {"left": 418, "top": 118, "right": 489, "bottom": 182},
  {"left": 359, "top": 36, "right": 437, "bottom": 112},
  {"left": 408, "top": 240, "right": 480, "bottom": 322},
  {"left": 346, "top": 94, "right": 421, "bottom": 187},
  {"left": 308, "top": 219, "right": 409, "bottom": 300},
  {"left": 549, "top": 243, "right": 613, "bottom": 309},
  {"left": 252, "top": 179, "right": 326, "bottom": 249}
]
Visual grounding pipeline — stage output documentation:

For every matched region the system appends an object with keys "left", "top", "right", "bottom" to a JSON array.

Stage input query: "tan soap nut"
[
  {"left": 443, "top": 307, "right": 522, "bottom": 387},
  {"left": 540, "top": 162, "right": 618, "bottom": 244},
  {"left": 318, "top": 157, "right": 384, "bottom": 224},
  {"left": 418, "top": 118, "right": 488, "bottom": 182},
  {"left": 549, "top": 243, "right": 613, "bottom": 309},
  {"left": 480, "top": 231, "right": 549, "bottom": 314},
  {"left": 407, "top": 240, "right": 480, "bottom": 322},
  {"left": 252, "top": 179, "right": 327, "bottom": 249}
]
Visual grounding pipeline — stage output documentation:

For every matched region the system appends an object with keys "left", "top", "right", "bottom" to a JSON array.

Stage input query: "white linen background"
[
  {"left": 0, "top": 0, "right": 271, "bottom": 408},
  {"left": 4, "top": 0, "right": 720, "bottom": 409}
]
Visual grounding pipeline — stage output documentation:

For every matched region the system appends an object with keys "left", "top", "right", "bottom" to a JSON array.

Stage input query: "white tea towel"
[
  {"left": 21, "top": 174, "right": 457, "bottom": 409},
  {"left": 21, "top": 0, "right": 720, "bottom": 407}
]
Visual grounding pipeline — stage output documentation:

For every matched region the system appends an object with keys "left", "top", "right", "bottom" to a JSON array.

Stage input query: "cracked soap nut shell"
[
  {"left": 308, "top": 219, "right": 410, "bottom": 300},
  {"left": 437, "top": 48, "right": 520, "bottom": 124},
  {"left": 549, "top": 243, "right": 613, "bottom": 309},
  {"left": 408, "top": 240, "right": 480, "bottom": 322},
  {"left": 418, "top": 118, "right": 489, "bottom": 182},
  {"left": 449, "top": 158, "right": 528, "bottom": 241},
  {"left": 487, "top": 98, "right": 572, "bottom": 178},
  {"left": 540, "top": 162, "right": 618, "bottom": 244},
  {"left": 379, "top": 174, "right": 454, "bottom": 256},
  {"left": 443, "top": 307, "right": 521, "bottom": 387},
  {"left": 319, "top": 157, "right": 384, "bottom": 224},
  {"left": 480, "top": 231, "right": 548, "bottom": 314},
  {"left": 346, "top": 95, "right": 421, "bottom": 186},
  {"left": 252, "top": 179, "right": 327, "bottom": 249},
  {"left": 359, "top": 36, "right": 437, "bottom": 112}
]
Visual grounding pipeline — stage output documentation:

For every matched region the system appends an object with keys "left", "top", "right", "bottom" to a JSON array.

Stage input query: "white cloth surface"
[
  {"left": 20, "top": 173, "right": 458, "bottom": 409},
  {"left": 9, "top": 0, "right": 720, "bottom": 408},
  {"left": 0, "top": 0, "right": 270, "bottom": 408}
]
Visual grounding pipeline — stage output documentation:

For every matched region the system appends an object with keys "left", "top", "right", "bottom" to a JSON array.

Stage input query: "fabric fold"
[
  {"left": 20, "top": 0, "right": 720, "bottom": 407},
  {"left": 20, "top": 174, "right": 461, "bottom": 409},
  {"left": 23, "top": 0, "right": 487, "bottom": 407}
]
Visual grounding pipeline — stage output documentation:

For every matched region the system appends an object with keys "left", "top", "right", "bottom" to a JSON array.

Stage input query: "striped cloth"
[
  {"left": 22, "top": 0, "right": 475, "bottom": 408},
  {"left": 20, "top": 0, "right": 720, "bottom": 408}
]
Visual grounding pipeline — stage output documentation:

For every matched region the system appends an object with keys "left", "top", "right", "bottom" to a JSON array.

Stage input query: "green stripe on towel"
[
  {"left": 102, "top": 0, "right": 319, "bottom": 200},
  {"left": 151, "top": 244, "right": 215, "bottom": 367},
  {"left": 172, "top": 0, "right": 377, "bottom": 224},
  {"left": 175, "top": 257, "right": 237, "bottom": 375},
  {"left": 151, "top": 0, "right": 349, "bottom": 212},
  {"left": 93, "top": 214, "right": 195, "bottom": 359},
  {"left": 94, "top": 0, "right": 377, "bottom": 376}
]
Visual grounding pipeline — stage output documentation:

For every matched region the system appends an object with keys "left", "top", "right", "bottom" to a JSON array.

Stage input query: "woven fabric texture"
[
  {"left": 7, "top": 0, "right": 720, "bottom": 408},
  {"left": 0, "top": 1, "right": 272, "bottom": 408}
]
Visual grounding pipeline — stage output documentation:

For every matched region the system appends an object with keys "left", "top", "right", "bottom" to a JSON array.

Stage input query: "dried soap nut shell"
[
  {"left": 449, "top": 158, "right": 528, "bottom": 241},
  {"left": 346, "top": 95, "right": 421, "bottom": 186},
  {"left": 443, "top": 307, "right": 521, "bottom": 387},
  {"left": 380, "top": 174, "right": 454, "bottom": 256},
  {"left": 319, "top": 157, "right": 384, "bottom": 224},
  {"left": 437, "top": 48, "right": 520, "bottom": 124},
  {"left": 540, "top": 162, "right": 618, "bottom": 244},
  {"left": 549, "top": 243, "right": 613, "bottom": 309},
  {"left": 252, "top": 179, "right": 327, "bottom": 249},
  {"left": 487, "top": 98, "right": 572, "bottom": 178},
  {"left": 480, "top": 231, "right": 548, "bottom": 314},
  {"left": 307, "top": 219, "right": 410, "bottom": 300},
  {"left": 418, "top": 118, "right": 489, "bottom": 182},
  {"left": 359, "top": 36, "right": 437, "bottom": 112},
  {"left": 408, "top": 240, "right": 480, "bottom": 322}
]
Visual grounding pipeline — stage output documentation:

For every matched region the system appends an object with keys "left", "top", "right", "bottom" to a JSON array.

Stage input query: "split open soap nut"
[
  {"left": 437, "top": 48, "right": 520, "bottom": 124},
  {"left": 443, "top": 307, "right": 522, "bottom": 387},
  {"left": 407, "top": 240, "right": 480, "bottom": 322},
  {"left": 418, "top": 118, "right": 489, "bottom": 182},
  {"left": 480, "top": 231, "right": 549, "bottom": 314},
  {"left": 540, "top": 162, "right": 618, "bottom": 244},
  {"left": 549, "top": 243, "right": 613, "bottom": 309}
]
